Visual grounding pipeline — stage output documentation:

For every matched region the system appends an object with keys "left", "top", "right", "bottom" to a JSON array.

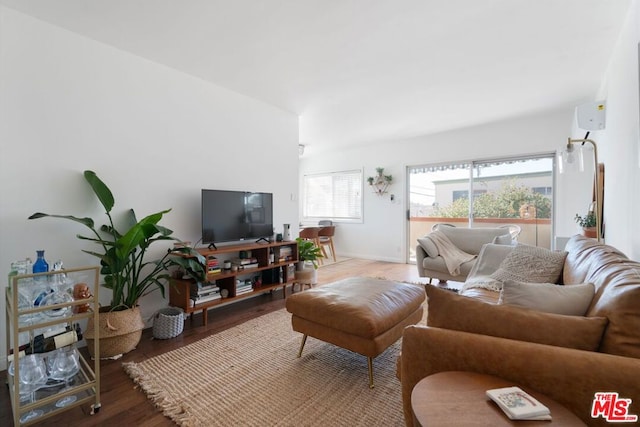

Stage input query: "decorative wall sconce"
[
  {"left": 558, "top": 136, "right": 603, "bottom": 241},
  {"left": 368, "top": 167, "right": 393, "bottom": 195}
]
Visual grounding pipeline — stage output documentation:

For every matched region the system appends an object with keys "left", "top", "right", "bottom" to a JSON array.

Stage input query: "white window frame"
[{"left": 302, "top": 169, "right": 363, "bottom": 223}]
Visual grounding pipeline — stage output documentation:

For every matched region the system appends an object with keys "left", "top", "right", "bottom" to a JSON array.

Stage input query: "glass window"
[
  {"left": 303, "top": 170, "right": 362, "bottom": 222},
  {"left": 408, "top": 154, "right": 555, "bottom": 262},
  {"left": 533, "top": 187, "right": 553, "bottom": 196},
  {"left": 452, "top": 189, "right": 487, "bottom": 201}
]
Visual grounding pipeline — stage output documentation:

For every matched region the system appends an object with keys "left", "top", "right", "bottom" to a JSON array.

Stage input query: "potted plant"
[
  {"left": 574, "top": 211, "right": 597, "bottom": 238},
  {"left": 29, "top": 170, "right": 205, "bottom": 358},
  {"left": 295, "top": 237, "right": 323, "bottom": 271},
  {"left": 367, "top": 167, "right": 393, "bottom": 195}
]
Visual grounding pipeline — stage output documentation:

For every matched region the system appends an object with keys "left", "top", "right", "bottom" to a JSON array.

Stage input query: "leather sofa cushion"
[
  {"left": 285, "top": 277, "right": 425, "bottom": 339},
  {"left": 426, "top": 285, "right": 608, "bottom": 351}
]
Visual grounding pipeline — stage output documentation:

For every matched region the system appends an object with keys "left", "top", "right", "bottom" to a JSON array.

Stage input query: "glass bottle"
[{"left": 32, "top": 250, "right": 49, "bottom": 274}]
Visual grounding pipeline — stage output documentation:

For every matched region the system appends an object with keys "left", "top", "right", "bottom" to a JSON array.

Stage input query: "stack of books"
[
  {"left": 190, "top": 281, "right": 221, "bottom": 305},
  {"left": 207, "top": 256, "right": 221, "bottom": 275},
  {"left": 236, "top": 279, "right": 254, "bottom": 295},
  {"left": 486, "top": 387, "right": 551, "bottom": 421},
  {"left": 279, "top": 246, "right": 293, "bottom": 262},
  {"left": 232, "top": 257, "right": 259, "bottom": 270}
]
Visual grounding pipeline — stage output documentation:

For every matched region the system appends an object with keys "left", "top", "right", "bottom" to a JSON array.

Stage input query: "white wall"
[
  {"left": 0, "top": 7, "right": 299, "bottom": 369},
  {"left": 300, "top": 0, "right": 640, "bottom": 264},
  {"left": 594, "top": 0, "right": 640, "bottom": 259},
  {"left": 300, "top": 109, "right": 574, "bottom": 263}
]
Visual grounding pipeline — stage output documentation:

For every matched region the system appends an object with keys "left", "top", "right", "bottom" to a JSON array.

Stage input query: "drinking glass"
[
  {"left": 40, "top": 287, "right": 73, "bottom": 318},
  {"left": 17, "top": 354, "right": 48, "bottom": 422},
  {"left": 7, "top": 360, "right": 30, "bottom": 405},
  {"left": 48, "top": 346, "right": 80, "bottom": 407}
]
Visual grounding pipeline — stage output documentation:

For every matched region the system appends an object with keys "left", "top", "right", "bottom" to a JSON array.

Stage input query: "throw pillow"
[
  {"left": 499, "top": 280, "right": 595, "bottom": 316},
  {"left": 492, "top": 234, "right": 513, "bottom": 245},
  {"left": 417, "top": 236, "right": 439, "bottom": 258},
  {"left": 426, "top": 285, "right": 607, "bottom": 351},
  {"left": 490, "top": 244, "right": 567, "bottom": 284}
]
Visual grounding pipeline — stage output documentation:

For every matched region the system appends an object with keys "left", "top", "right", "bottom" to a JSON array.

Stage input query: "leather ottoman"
[{"left": 285, "top": 276, "right": 426, "bottom": 388}]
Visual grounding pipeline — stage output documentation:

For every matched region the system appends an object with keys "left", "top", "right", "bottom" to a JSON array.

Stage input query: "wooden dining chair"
[
  {"left": 298, "top": 227, "right": 323, "bottom": 264},
  {"left": 318, "top": 225, "right": 336, "bottom": 262}
]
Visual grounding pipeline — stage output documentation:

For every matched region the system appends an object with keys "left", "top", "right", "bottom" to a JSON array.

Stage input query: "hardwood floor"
[{"left": 1, "top": 259, "right": 429, "bottom": 427}]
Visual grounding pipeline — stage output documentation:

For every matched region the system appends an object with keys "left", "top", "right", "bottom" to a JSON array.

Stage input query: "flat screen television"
[{"left": 202, "top": 189, "right": 273, "bottom": 245}]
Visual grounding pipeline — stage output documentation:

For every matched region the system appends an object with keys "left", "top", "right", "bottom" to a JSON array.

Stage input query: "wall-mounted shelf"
[{"left": 368, "top": 167, "right": 393, "bottom": 195}]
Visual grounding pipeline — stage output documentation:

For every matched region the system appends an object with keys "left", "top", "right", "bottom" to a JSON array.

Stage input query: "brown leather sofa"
[{"left": 400, "top": 235, "right": 640, "bottom": 426}]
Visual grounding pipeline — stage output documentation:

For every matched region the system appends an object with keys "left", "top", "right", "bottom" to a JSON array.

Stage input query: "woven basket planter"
[
  {"left": 152, "top": 307, "right": 184, "bottom": 339},
  {"left": 85, "top": 306, "right": 145, "bottom": 359}
]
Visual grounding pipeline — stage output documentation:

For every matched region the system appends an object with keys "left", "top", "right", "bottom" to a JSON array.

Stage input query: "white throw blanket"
[{"left": 427, "top": 230, "right": 477, "bottom": 276}]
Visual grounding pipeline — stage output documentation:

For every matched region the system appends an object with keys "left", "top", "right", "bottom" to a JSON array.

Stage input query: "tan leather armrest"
[{"left": 400, "top": 326, "right": 640, "bottom": 427}]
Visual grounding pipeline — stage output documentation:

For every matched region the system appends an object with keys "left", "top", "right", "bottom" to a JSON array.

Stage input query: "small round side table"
[{"left": 411, "top": 371, "right": 585, "bottom": 426}]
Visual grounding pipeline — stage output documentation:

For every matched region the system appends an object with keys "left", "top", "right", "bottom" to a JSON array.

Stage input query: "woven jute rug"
[{"left": 124, "top": 308, "right": 418, "bottom": 426}]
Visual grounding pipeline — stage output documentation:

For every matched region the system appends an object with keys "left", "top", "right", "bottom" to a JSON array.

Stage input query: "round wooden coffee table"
[{"left": 411, "top": 371, "right": 585, "bottom": 426}]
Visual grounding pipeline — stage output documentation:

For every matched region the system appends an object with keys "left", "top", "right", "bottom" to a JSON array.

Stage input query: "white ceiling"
[{"left": 1, "top": 1, "right": 631, "bottom": 153}]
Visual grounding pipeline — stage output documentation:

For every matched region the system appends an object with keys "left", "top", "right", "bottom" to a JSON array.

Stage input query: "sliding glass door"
[{"left": 407, "top": 154, "right": 554, "bottom": 263}]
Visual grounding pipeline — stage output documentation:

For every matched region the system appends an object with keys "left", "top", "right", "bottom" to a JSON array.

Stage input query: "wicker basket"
[
  {"left": 85, "top": 306, "right": 145, "bottom": 359},
  {"left": 152, "top": 307, "right": 184, "bottom": 339}
]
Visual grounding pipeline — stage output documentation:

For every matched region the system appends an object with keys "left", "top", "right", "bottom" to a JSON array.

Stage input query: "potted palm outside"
[{"left": 29, "top": 170, "right": 206, "bottom": 358}]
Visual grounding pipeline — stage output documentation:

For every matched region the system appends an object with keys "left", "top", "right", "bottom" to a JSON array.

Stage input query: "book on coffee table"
[{"left": 486, "top": 386, "right": 552, "bottom": 420}]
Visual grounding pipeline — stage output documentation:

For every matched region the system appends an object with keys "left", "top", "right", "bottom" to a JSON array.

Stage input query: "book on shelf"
[
  {"left": 191, "top": 285, "right": 221, "bottom": 299},
  {"left": 232, "top": 257, "right": 257, "bottom": 266},
  {"left": 236, "top": 282, "right": 253, "bottom": 290},
  {"left": 279, "top": 247, "right": 293, "bottom": 259},
  {"left": 192, "top": 284, "right": 220, "bottom": 292},
  {"left": 486, "top": 387, "right": 551, "bottom": 421},
  {"left": 192, "top": 290, "right": 220, "bottom": 299},
  {"left": 236, "top": 282, "right": 254, "bottom": 294},
  {"left": 192, "top": 293, "right": 221, "bottom": 304},
  {"left": 190, "top": 282, "right": 218, "bottom": 291}
]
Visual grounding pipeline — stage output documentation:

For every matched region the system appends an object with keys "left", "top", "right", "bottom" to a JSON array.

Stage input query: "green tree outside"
[{"left": 434, "top": 181, "right": 551, "bottom": 219}]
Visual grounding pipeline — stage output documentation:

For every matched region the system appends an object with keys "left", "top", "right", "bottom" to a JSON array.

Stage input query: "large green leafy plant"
[
  {"left": 295, "top": 237, "right": 323, "bottom": 269},
  {"left": 29, "top": 170, "right": 205, "bottom": 311}
]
